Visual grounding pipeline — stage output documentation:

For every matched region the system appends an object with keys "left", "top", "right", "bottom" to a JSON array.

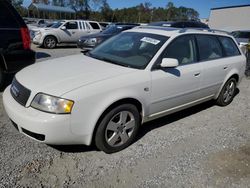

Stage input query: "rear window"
[
  {"left": 89, "top": 22, "right": 100, "bottom": 30},
  {"left": 218, "top": 36, "right": 240, "bottom": 57},
  {"left": 196, "top": 35, "right": 223, "bottom": 61},
  {"left": 0, "top": 1, "right": 19, "bottom": 28}
]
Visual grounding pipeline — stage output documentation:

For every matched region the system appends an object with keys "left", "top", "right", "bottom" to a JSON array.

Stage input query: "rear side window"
[
  {"left": 89, "top": 22, "right": 100, "bottom": 29},
  {"left": 196, "top": 35, "right": 223, "bottom": 61},
  {"left": 218, "top": 37, "right": 240, "bottom": 57},
  {"left": 0, "top": 1, "right": 19, "bottom": 28},
  {"left": 162, "top": 35, "right": 197, "bottom": 65},
  {"left": 65, "top": 22, "right": 78, "bottom": 29}
]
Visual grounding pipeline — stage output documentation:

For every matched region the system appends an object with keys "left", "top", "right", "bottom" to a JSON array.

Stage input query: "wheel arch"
[
  {"left": 215, "top": 71, "right": 239, "bottom": 99},
  {"left": 43, "top": 34, "right": 59, "bottom": 44},
  {"left": 91, "top": 97, "right": 143, "bottom": 145}
]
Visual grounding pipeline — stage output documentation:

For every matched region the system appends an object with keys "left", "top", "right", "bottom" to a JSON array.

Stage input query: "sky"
[{"left": 23, "top": 0, "right": 250, "bottom": 18}]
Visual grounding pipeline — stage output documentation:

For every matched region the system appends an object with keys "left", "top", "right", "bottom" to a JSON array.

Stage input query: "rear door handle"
[
  {"left": 223, "top": 66, "right": 228, "bottom": 70},
  {"left": 194, "top": 72, "right": 200, "bottom": 77}
]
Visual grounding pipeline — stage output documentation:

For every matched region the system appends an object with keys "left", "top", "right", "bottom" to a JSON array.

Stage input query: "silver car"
[{"left": 32, "top": 20, "right": 102, "bottom": 49}]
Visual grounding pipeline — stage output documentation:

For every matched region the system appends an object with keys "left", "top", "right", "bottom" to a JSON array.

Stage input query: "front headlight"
[
  {"left": 85, "top": 38, "right": 97, "bottom": 45},
  {"left": 31, "top": 93, "right": 74, "bottom": 114}
]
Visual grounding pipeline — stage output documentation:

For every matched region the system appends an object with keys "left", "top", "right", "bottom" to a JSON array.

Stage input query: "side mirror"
[
  {"left": 160, "top": 58, "right": 179, "bottom": 68},
  {"left": 61, "top": 26, "right": 66, "bottom": 30}
]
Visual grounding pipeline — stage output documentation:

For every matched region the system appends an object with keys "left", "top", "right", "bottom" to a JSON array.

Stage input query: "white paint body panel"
[{"left": 3, "top": 28, "right": 246, "bottom": 145}]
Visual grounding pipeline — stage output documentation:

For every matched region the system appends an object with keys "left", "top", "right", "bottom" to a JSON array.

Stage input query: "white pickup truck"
[{"left": 32, "top": 20, "right": 102, "bottom": 49}]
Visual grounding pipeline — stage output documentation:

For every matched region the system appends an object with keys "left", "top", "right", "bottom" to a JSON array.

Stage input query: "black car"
[
  {"left": 148, "top": 21, "right": 209, "bottom": 29},
  {"left": 77, "top": 24, "right": 139, "bottom": 51},
  {"left": 0, "top": 0, "right": 35, "bottom": 88}
]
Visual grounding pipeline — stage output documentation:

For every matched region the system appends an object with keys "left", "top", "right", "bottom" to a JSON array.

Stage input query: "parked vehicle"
[
  {"left": 3, "top": 27, "right": 245, "bottom": 153},
  {"left": 149, "top": 21, "right": 209, "bottom": 29},
  {"left": 0, "top": 0, "right": 35, "bottom": 88},
  {"left": 30, "top": 21, "right": 58, "bottom": 39},
  {"left": 231, "top": 30, "right": 250, "bottom": 44},
  {"left": 77, "top": 24, "right": 138, "bottom": 51},
  {"left": 231, "top": 30, "right": 250, "bottom": 54},
  {"left": 99, "top": 22, "right": 111, "bottom": 30},
  {"left": 32, "top": 20, "right": 102, "bottom": 49}
]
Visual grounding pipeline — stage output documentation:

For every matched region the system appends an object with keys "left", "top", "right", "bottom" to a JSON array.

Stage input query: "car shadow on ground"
[
  {"left": 36, "top": 52, "right": 51, "bottom": 60},
  {"left": 49, "top": 144, "right": 97, "bottom": 153},
  {"left": 136, "top": 88, "right": 240, "bottom": 142},
  {"left": 50, "top": 88, "right": 240, "bottom": 154}
]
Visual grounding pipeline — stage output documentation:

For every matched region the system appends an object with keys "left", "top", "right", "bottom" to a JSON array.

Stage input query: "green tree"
[{"left": 100, "top": 0, "right": 112, "bottom": 21}]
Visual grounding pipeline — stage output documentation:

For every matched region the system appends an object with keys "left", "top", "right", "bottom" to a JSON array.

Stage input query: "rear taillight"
[{"left": 20, "top": 27, "right": 31, "bottom": 49}]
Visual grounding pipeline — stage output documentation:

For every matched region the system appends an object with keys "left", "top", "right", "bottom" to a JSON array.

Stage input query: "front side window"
[
  {"left": 88, "top": 32, "right": 168, "bottom": 69},
  {"left": 103, "top": 25, "right": 121, "bottom": 34},
  {"left": 51, "top": 21, "right": 63, "bottom": 28},
  {"left": 161, "top": 35, "right": 197, "bottom": 65},
  {"left": 196, "top": 35, "right": 223, "bottom": 61},
  {"left": 219, "top": 36, "right": 240, "bottom": 57},
  {"left": 65, "top": 22, "right": 78, "bottom": 29}
]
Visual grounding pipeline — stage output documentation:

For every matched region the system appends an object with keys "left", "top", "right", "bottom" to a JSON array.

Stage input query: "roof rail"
[
  {"left": 179, "top": 28, "right": 230, "bottom": 34},
  {"left": 134, "top": 25, "right": 180, "bottom": 31},
  {"left": 133, "top": 26, "right": 230, "bottom": 35}
]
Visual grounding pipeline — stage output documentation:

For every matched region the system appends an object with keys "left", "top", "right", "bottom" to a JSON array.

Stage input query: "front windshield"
[
  {"left": 102, "top": 25, "right": 121, "bottom": 35},
  {"left": 88, "top": 32, "right": 168, "bottom": 69},
  {"left": 50, "top": 21, "right": 64, "bottom": 28}
]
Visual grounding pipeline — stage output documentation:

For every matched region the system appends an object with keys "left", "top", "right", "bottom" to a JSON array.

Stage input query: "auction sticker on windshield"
[{"left": 140, "top": 37, "right": 160, "bottom": 45}]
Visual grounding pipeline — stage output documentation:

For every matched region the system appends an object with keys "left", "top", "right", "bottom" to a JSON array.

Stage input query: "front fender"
[
  {"left": 63, "top": 71, "right": 151, "bottom": 145},
  {"left": 41, "top": 31, "right": 60, "bottom": 43}
]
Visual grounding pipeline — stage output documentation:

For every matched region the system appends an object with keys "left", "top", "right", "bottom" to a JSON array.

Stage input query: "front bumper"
[
  {"left": 32, "top": 34, "right": 43, "bottom": 45},
  {"left": 77, "top": 40, "right": 95, "bottom": 51},
  {"left": 3, "top": 86, "right": 90, "bottom": 145}
]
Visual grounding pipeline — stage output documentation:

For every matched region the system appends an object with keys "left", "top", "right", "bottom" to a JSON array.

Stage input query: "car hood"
[{"left": 15, "top": 54, "right": 137, "bottom": 96}]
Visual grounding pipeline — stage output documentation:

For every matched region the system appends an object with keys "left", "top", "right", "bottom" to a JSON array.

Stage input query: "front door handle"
[{"left": 194, "top": 72, "right": 200, "bottom": 77}]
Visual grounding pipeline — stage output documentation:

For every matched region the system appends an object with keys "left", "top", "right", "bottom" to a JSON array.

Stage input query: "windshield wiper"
[{"left": 86, "top": 53, "right": 133, "bottom": 68}]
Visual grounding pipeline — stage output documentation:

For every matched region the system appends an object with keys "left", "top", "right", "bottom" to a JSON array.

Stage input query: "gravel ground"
[{"left": 0, "top": 46, "right": 250, "bottom": 187}]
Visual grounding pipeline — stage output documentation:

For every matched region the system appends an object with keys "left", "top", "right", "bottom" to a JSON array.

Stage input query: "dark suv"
[
  {"left": 148, "top": 21, "right": 209, "bottom": 29},
  {"left": 0, "top": 0, "right": 35, "bottom": 88}
]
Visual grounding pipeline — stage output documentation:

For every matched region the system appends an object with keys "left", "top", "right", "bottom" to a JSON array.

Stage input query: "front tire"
[
  {"left": 43, "top": 36, "right": 57, "bottom": 49},
  {"left": 216, "top": 78, "right": 237, "bottom": 106},
  {"left": 95, "top": 104, "right": 140, "bottom": 153}
]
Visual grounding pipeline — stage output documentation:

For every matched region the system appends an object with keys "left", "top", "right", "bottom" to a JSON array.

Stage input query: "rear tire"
[
  {"left": 43, "top": 36, "right": 57, "bottom": 49},
  {"left": 216, "top": 78, "right": 237, "bottom": 106},
  {"left": 95, "top": 104, "right": 140, "bottom": 153}
]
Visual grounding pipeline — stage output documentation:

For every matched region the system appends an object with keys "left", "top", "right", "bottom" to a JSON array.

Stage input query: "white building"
[{"left": 209, "top": 5, "right": 250, "bottom": 32}]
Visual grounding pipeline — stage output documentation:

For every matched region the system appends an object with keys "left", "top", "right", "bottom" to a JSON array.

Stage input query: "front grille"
[{"left": 10, "top": 78, "right": 31, "bottom": 106}]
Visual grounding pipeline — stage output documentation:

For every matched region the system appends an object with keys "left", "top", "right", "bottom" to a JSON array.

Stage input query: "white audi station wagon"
[{"left": 3, "top": 27, "right": 246, "bottom": 153}]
